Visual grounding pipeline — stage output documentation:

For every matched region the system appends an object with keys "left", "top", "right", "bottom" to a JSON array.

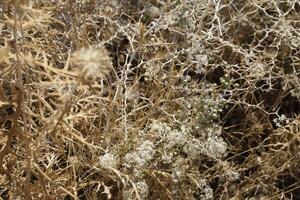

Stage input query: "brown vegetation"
[{"left": 0, "top": 0, "right": 299, "bottom": 199}]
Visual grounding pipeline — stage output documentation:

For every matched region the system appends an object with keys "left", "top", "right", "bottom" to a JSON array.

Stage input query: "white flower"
[
  {"left": 197, "top": 179, "right": 214, "bottom": 200},
  {"left": 99, "top": 153, "right": 118, "bottom": 168},
  {"left": 195, "top": 54, "right": 208, "bottom": 66},
  {"left": 137, "top": 140, "right": 155, "bottom": 161},
  {"left": 149, "top": 121, "right": 172, "bottom": 137},
  {"left": 122, "top": 180, "right": 149, "bottom": 200},
  {"left": 205, "top": 136, "right": 227, "bottom": 158},
  {"left": 136, "top": 180, "right": 149, "bottom": 199},
  {"left": 225, "top": 169, "right": 240, "bottom": 182},
  {"left": 249, "top": 62, "right": 266, "bottom": 78},
  {"left": 161, "top": 151, "right": 174, "bottom": 164},
  {"left": 183, "top": 138, "right": 204, "bottom": 157},
  {"left": 151, "top": 122, "right": 191, "bottom": 150},
  {"left": 164, "top": 129, "right": 187, "bottom": 149},
  {"left": 172, "top": 158, "right": 187, "bottom": 180},
  {"left": 124, "top": 140, "right": 155, "bottom": 168}
]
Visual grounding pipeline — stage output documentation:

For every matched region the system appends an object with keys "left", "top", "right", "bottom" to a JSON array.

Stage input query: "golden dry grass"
[{"left": 0, "top": 0, "right": 299, "bottom": 199}]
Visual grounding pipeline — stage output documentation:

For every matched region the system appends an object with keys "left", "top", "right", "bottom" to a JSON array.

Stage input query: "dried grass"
[{"left": 0, "top": 0, "right": 299, "bottom": 199}]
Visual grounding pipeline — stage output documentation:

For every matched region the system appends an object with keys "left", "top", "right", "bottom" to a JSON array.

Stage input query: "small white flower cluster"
[
  {"left": 205, "top": 134, "right": 227, "bottom": 159},
  {"left": 136, "top": 180, "right": 149, "bottom": 199},
  {"left": 122, "top": 180, "right": 149, "bottom": 200},
  {"left": 149, "top": 121, "right": 227, "bottom": 161},
  {"left": 149, "top": 122, "right": 193, "bottom": 161},
  {"left": 197, "top": 179, "right": 214, "bottom": 200},
  {"left": 99, "top": 152, "right": 118, "bottom": 168},
  {"left": 187, "top": 35, "right": 209, "bottom": 74},
  {"left": 79, "top": 0, "right": 91, "bottom": 5},
  {"left": 195, "top": 54, "right": 209, "bottom": 67},
  {"left": 277, "top": 21, "right": 296, "bottom": 39},
  {"left": 249, "top": 61, "right": 267, "bottom": 79},
  {"left": 183, "top": 138, "right": 205, "bottom": 158},
  {"left": 155, "top": 10, "right": 178, "bottom": 28},
  {"left": 225, "top": 168, "right": 240, "bottom": 182},
  {"left": 148, "top": 3, "right": 192, "bottom": 33},
  {"left": 163, "top": 126, "right": 189, "bottom": 149},
  {"left": 273, "top": 114, "right": 290, "bottom": 128},
  {"left": 124, "top": 140, "right": 155, "bottom": 168},
  {"left": 172, "top": 158, "right": 188, "bottom": 180},
  {"left": 197, "top": 126, "right": 227, "bottom": 158},
  {"left": 143, "top": 61, "right": 162, "bottom": 82},
  {"left": 148, "top": 121, "right": 173, "bottom": 138},
  {"left": 146, "top": 5, "right": 160, "bottom": 18}
]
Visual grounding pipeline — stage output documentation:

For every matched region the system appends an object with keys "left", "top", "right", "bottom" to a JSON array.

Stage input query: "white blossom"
[
  {"left": 124, "top": 140, "right": 155, "bottom": 168},
  {"left": 99, "top": 153, "right": 118, "bottom": 168},
  {"left": 205, "top": 136, "right": 227, "bottom": 158}
]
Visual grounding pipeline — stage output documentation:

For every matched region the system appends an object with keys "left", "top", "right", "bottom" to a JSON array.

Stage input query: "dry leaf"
[{"left": 0, "top": 47, "right": 10, "bottom": 64}]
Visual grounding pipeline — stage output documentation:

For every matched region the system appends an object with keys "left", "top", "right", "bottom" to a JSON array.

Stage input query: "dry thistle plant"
[
  {"left": 71, "top": 46, "right": 113, "bottom": 81},
  {"left": 0, "top": 0, "right": 299, "bottom": 199}
]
